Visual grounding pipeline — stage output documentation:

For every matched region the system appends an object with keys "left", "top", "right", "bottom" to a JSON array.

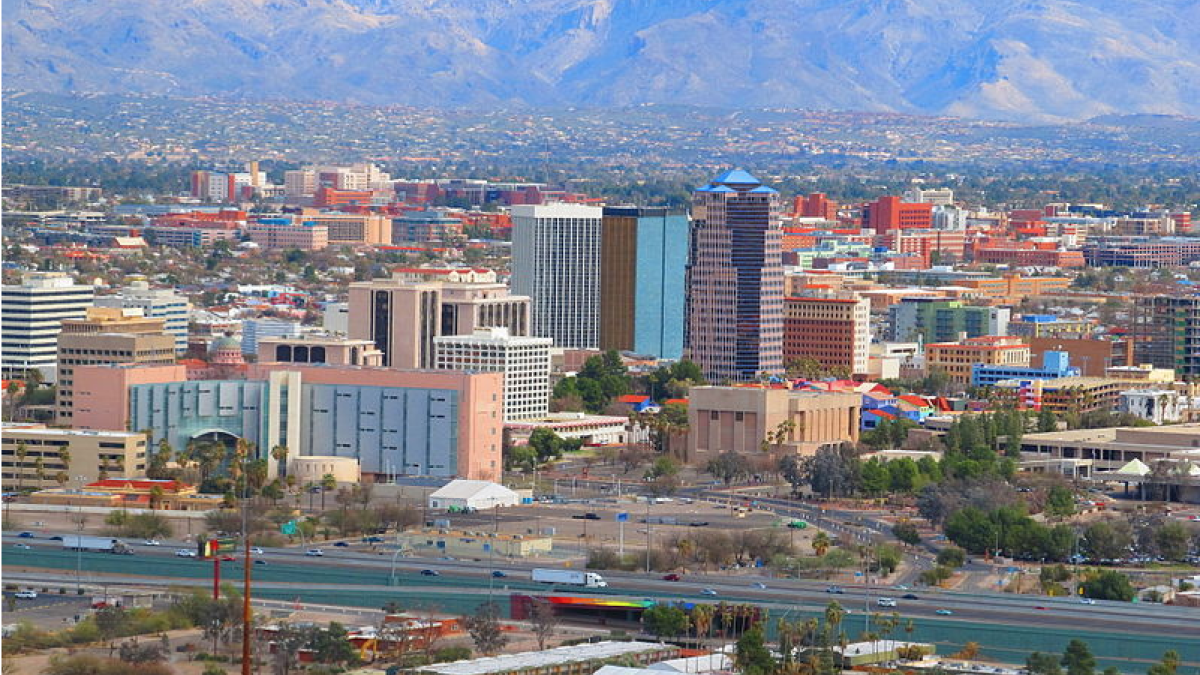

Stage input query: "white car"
[
  {"left": 1079, "top": 597, "right": 1096, "bottom": 605},
  {"left": 15, "top": 590, "right": 38, "bottom": 599},
  {"left": 877, "top": 597, "right": 897, "bottom": 608},
  {"left": 13, "top": 543, "right": 31, "bottom": 550},
  {"left": 305, "top": 549, "right": 324, "bottom": 557},
  {"left": 175, "top": 549, "right": 197, "bottom": 558},
  {"left": 250, "top": 547, "right": 264, "bottom": 555},
  {"left": 143, "top": 540, "right": 161, "bottom": 546}
]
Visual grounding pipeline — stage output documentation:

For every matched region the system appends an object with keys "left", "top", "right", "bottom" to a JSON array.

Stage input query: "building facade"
[
  {"left": 95, "top": 281, "right": 192, "bottom": 354},
  {"left": 434, "top": 327, "right": 552, "bottom": 421},
  {"left": 971, "top": 350, "right": 1080, "bottom": 388},
  {"left": 1, "top": 423, "right": 148, "bottom": 490},
  {"left": 258, "top": 335, "right": 383, "bottom": 367},
  {"left": 783, "top": 294, "right": 871, "bottom": 376},
  {"left": 244, "top": 218, "right": 330, "bottom": 250},
  {"left": 348, "top": 268, "right": 531, "bottom": 369},
  {"left": 1132, "top": 296, "right": 1200, "bottom": 377},
  {"left": 1, "top": 273, "right": 95, "bottom": 381},
  {"left": 685, "top": 170, "right": 785, "bottom": 382},
  {"left": 686, "top": 385, "right": 860, "bottom": 461},
  {"left": 511, "top": 203, "right": 603, "bottom": 350},
  {"left": 599, "top": 206, "right": 689, "bottom": 360},
  {"left": 925, "top": 336, "right": 1031, "bottom": 385},
  {"left": 889, "top": 298, "right": 1010, "bottom": 344},
  {"left": 241, "top": 319, "right": 302, "bottom": 356},
  {"left": 72, "top": 363, "right": 503, "bottom": 482}
]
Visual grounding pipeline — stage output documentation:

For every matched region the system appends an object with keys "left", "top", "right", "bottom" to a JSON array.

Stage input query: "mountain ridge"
[{"left": 4, "top": 0, "right": 1199, "bottom": 122}]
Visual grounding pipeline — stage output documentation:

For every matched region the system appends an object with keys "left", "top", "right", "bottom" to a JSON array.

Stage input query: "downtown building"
[
  {"left": 783, "top": 293, "right": 871, "bottom": 377},
  {"left": 599, "top": 206, "right": 689, "bottom": 360},
  {"left": 95, "top": 281, "right": 192, "bottom": 354},
  {"left": 511, "top": 203, "right": 604, "bottom": 350},
  {"left": 434, "top": 327, "right": 552, "bottom": 421},
  {"left": 1, "top": 272, "right": 95, "bottom": 381},
  {"left": 349, "top": 268, "right": 531, "bottom": 369},
  {"left": 1132, "top": 295, "right": 1200, "bottom": 377},
  {"left": 685, "top": 170, "right": 784, "bottom": 382}
]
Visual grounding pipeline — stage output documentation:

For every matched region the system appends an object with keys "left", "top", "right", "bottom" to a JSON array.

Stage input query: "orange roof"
[
  {"left": 898, "top": 395, "right": 930, "bottom": 407},
  {"left": 617, "top": 394, "right": 650, "bottom": 404},
  {"left": 663, "top": 398, "right": 689, "bottom": 406},
  {"left": 88, "top": 479, "right": 190, "bottom": 492}
]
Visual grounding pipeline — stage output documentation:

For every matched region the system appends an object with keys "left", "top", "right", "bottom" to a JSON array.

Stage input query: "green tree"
[
  {"left": 1061, "top": 639, "right": 1095, "bottom": 675},
  {"left": 1081, "top": 520, "right": 1132, "bottom": 561},
  {"left": 644, "top": 456, "right": 680, "bottom": 481},
  {"left": 936, "top": 546, "right": 966, "bottom": 568},
  {"left": 1080, "top": 570, "right": 1135, "bottom": 602},
  {"left": 892, "top": 520, "right": 921, "bottom": 546},
  {"left": 1027, "top": 652, "right": 1063, "bottom": 675},
  {"left": 1045, "top": 486, "right": 1076, "bottom": 519},
  {"left": 1154, "top": 521, "right": 1191, "bottom": 561},
  {"left": 320, "top": 473, "right": 337, "bottom": 510},
  {"left": 1038, "top": 409, "right": 1058, "bottom": 433},
  {"left": 733, "top": 625, "right": 774, "bottom": 675},
  {"left": 860, "top": 458, "right": 890, "bottom": 497},
  {"left": 706, "top": 452, "right": 751, "bottom": 486},
  {"left": 642, "top": 605, "right": 690, "bottom": 638},
  {"left": 463, "top": 602, "right": 509, "bottom": 656}
]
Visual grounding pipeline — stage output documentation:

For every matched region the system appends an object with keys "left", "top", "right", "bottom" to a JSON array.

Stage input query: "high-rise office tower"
[
  {"left": 95, "top": 280, "right": 192, "bottom": 353},
  {"left": 599, "top": 206, "right": 689, "bottom": 360},
  {"left": 685, "top": 170, "right": 785, "bottom": 382},
  {"left": 1, "top": 272, "right": 95, "bottom": 381},
  {"left": 348, "top": 268, "right": 530, "bottom": 369},
  {"left": 783, "top": 293, "right": 871, "bottom": 377},
  {"left": 511, "top": 204, "right": 604, "bottom": 350}
]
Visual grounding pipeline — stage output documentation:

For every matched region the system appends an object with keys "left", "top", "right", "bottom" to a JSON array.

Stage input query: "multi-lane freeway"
[{"left": 4, "top": 535, "right": 1197, "bottom": 669}]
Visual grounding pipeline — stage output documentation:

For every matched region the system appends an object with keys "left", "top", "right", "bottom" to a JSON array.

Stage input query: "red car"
[
  {"left": 662, "top": 573, "right": 681, "bottom": 582},
  {"left": 220, "top": 555, "right": 236, "bottom": 562}
]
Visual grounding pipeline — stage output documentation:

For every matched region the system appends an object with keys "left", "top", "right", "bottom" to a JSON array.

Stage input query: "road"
[{"left": 5, "top": 536, "right": 1198, "bottom": 668}]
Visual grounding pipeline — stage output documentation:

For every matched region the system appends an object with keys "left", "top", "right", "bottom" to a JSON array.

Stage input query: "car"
[
  {"left": 826, "top": 586, "right": 845, "bottom": 594},
  {"left": 892, "top": 584, "right": 910, "bottom": 591},
  {"left": 250, "top": 547, "right": 264, "bottom": 555},
  {"left": 491, "top": 571, "right": 507, "bottom": 578},
  {"left": 751, "top": 582, "right": 768, "bottom": 589},
  {"left": 689, "top": 521, "right": 710, "bottom": 527},
  {"left": 902, "top": 593, "right": 920, "bottom": 600},
  {"left": 877, "top": 597, "right": 897, "bottom": 607},
  {"left": 254, "top": 559, "right": 268, "bottom": 565},
  {"left": 306, "top": 549, "right": 324, "bottom": 557},
  {"left": 700, "top": 588, "right": 718, "bottom": 596},
  {"left": 662, "top": 573, "right": 681, "bottom": 582},
  {"left": 420, "top": 569, "right": 440, "bottom": 576},
  {"left": 175, "top": 549, "right": 197, "bottom": 558},
  {"left": 1034, "top": 605, "right": 1048, "bottom": 610},
  {"left": 333, "top": 542, "right": 350, "bottom": 547},
  {"left": 14, "top": 590, "right": 38, "bottom": 599},
  {"left": 363, "top": 536, "right": 384, "bottom": 543},
  {"left": 1079, "top": 597, "right": 1096, "bottom": 605},
  {"left": 13, "top": 543, "right": 30, "bottom": 550},
  {"left": 935, "top": 609, "right": 953, "bottom": 616},
  {"left": 16, "top": 531, "right": 33, "bottom": 538},
  {"left": 48, "top": 536, "right": 63, "bottom": 541},
  {"left": 143, "top": 540, "right": 161, "bottom": 546},
  {"left": 220, "top": 554, "right": 236, "bottom": 562}
]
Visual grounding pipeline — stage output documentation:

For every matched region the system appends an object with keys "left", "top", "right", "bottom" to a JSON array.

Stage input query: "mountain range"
[{"left": 5, "top": 0, "right": 1200, "bottom": 123}]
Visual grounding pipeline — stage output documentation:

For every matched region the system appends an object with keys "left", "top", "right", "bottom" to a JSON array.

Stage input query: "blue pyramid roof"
[
  {"left": 695, "top": 184, "right": 735, "bottom": 193},
  {"left": 712, "top": 169, "right": 761, "bottom": 186},
  {"left": 748, "top": 185, "right": 778, "bottom": 194}
]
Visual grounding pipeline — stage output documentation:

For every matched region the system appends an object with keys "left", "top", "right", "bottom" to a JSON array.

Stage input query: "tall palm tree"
[
  {"left": 320, "top": 473, "right": 337, "bottom": 510},
  {"left": 58, "top": 448, "right": 71, "bottom": 476},
  {"left": 823, "top": 601, "right": 844, "bottom": 644},
  {"left": 34, "top": 457, "right": 46, "bottom": 487},
  {"left": 99, "top": 457, "right": 111, "bottom": 481},
  {"left": 812, "top": 531, "right": 832, "bottom": 557},
  {"left": 14, "top": 442, "right": 28, "bottom": 491},
  {"left": 270, "top": 444, "right": 289, "bottom": 477}
]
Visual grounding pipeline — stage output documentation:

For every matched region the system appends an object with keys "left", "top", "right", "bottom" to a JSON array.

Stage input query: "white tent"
[
  {"left": 1114, "top": 458, "right": 1151, "bottom": 476},
  {"left": 428, "top": 480, "right": 518, "bottom": 511}
]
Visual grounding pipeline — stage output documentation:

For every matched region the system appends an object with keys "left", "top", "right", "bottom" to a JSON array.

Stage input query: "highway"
[{"left": 5, "top": 535, "right": 1198, "bottom": 668}]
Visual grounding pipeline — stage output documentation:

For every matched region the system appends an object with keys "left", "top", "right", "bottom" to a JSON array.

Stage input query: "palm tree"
[
  {"left": 55, "top": 471, "right": 68, "bottom": 487},
  {"left": 270, "top": 444, "right": 289, "bottom": 478},
  {"left": 320, "top": 473, "right": 337, "bottom": 510},
  {"left": 823, "top": 601, "right": 845, "bottom": 644},
  {"left": 58, "top": 448, "right": 71, "bottom": 476},
  {"left": 812, "top": 531, "right": 832, "bottom": 557},
  {"left": 99, "top": 457, "right": 111, "bottom": 481},
  {"left": 34, "top": 457, "right": 46, "bottom": 487},
  {"left": 691, "top": 603, "right": 714, "bottom": 641},
  {"left": 149, "top": 485, "right": 165, "bottom": 510},
  {"left": 14, "top": 442, "right": 28, "bottom": 491}
]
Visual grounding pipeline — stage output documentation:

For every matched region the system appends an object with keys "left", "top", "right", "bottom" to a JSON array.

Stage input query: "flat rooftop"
[{"left": 421, "top": 641, "right": 669, "bottom": 675}]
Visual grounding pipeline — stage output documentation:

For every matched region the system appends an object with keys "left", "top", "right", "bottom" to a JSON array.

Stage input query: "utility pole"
[{"left": 241, "top": 448, "right": 252, "bottom": 675}]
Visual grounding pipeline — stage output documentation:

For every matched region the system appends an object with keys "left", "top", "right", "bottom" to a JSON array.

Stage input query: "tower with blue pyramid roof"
[{"left": 685, "top": 170, "right": 784, "bottom": 382}]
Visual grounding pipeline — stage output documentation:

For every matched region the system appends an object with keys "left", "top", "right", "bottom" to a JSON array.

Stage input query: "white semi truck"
[
  {"left": 531, "top": 568, "right": 608, "bottom": 588},
  {"left": 61, "top": 535, "right": 133, "bottom": 555}
]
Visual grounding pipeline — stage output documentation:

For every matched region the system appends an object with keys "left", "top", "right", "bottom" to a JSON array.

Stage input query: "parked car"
[
  {"left": 305, "top": 549, "right": 324, "bottom": 557},
  {"left": 254, "top": 559, "right": 268, "bottom": 565},
  {"left": 13, "top": 543, "right": 30, "bottom": 550},
  {"left": 333, "top": 542, "right": 350, "bottom": 547},
  {"left": 491, "top": 570, "right": 507, "bottom": 578},
  {"left": 1079, "top": 597, "right": 1096, "bottom": 605},
  {"left": 363, "top": 536, "right": 385, "bottom": 543},
  {"left": 751, "top": 582, "right": 768, "bottom": 589},
  {"left": 902, "top": 593, "right": 920, "bottom": 600},
  {"left": 143, "top": 540, "right": 161, "bottom": 546}
]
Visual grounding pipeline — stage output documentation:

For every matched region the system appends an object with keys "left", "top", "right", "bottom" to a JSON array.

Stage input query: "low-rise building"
[
  {"left": 27, "top": 478, "right": 223, "bottom": 510},
  {"left": 687, "top": 385, "right": 860, "bottom": 460},
  {"left": 926, "top": 336, "right": 1031, "bottom": 385},
  {"left": 413, "top": 641, "right": 678, "bottom": 675},
  {"left": 397, "top": 529, "right": 552, "bottom": 559},
  {"left": 427, "top": 479, "right": 520, "bottom": 511},
  {"left": 1, "top": 424, "right": 148, "bottom": 490},
  {"left": 972, "top": 350, "right": 1079, "bottom": 388},
  {"left": 1119, "top": 389, "right": 1189, "bottom": 424},
  {"left": 257, "top": 335, "right": 383, "bottom": 367}
]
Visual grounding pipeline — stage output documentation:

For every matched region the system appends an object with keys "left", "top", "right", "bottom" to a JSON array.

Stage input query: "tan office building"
[
  {"left": 297, "top": 210, "right": 390, "bottom": 246},
  {"left": 1, "top": 423, "right": 148, "bottom": 490},
  {"left": 687, "top": 385, "right": 860, "bottom": 461},
  {"left": 349, "top": 268, "right": 531, "bottom": 369},
  {"left": 56, "top": 308, "right": 176, "bottom": 423},
  {"left": 926, "top": 336, "right": 1031, "bottom": 385},
  {"left": 257, "top": 335, "right": 383, "bottom": 367}
]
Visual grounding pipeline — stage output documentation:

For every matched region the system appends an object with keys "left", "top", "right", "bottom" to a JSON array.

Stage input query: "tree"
[
  {"left": 1154, "top": 521, "right": 1191, "bottom": 561},
  {"left": 463, "top": 602, "right": 508, "bottom": 656},
  {"left": 892, "top": 520, "right": 921, "bottom": 546},
  {"left": 706, "top": 452, "right": 751, "bottom": 486},
  {"left": 779, "top": 454, "right": 806, "bottom": 497},
  {"left": 270, "top": 444, "right": 289, "bottom": 477},
  {"left": 1027, "top": 652, "right": 1064, "bottom": 675},
  {"left": 1080, "top": 570, "right": 1135, "bottom": 602},
  {"left": 1045, "top": 486, "right": 1076, "bottom": 519},
  {"left": 644, "top": 455, "right": 680, "bottom": 480},
  {"left": 505, "top": 444, "right": 538, "bottom": 473},
  {"left": 936, "top": 546, "right": 966, "bottom": 568},
  {"left": 1061, "top": 639, "right": 1096, "bottom": 675},
  {"left": 642, "top": 604, "right": 690, "bottom": 638},
  {"left": 804, "top": 444, "right": 861, "bottom": 498},
  {"left": 14, "top": 442, "right": 27, "bottom": 491},
  {"left": 1147, "top": 650, "right": 1181, "bottom": 675},
  {"left": 528, "top": 599, "right": 558, "bottom": 650},
  {"left": 310, "top": 622, "right": 358, "bottom": 665},
  {"left": 733, "top": 625, "right": 774, "bottom": 675},
  {"left": 119, "top": 640, "right": 166, "bottom": 664},
  {"left": 320, "top": 473, "right": 337, "bottom": 510},
  {"left": 1038, "top": 409, "right": 1058, "bottom": 433},
  {"left": 874, "top": 544, "right": 902, "bottom": 575},
  {"left": 811, "top": 531, "right": 832, "bottom": 557},
  {"left": 1081, "top": 520, "right": 1133, "bottom": 561}
]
